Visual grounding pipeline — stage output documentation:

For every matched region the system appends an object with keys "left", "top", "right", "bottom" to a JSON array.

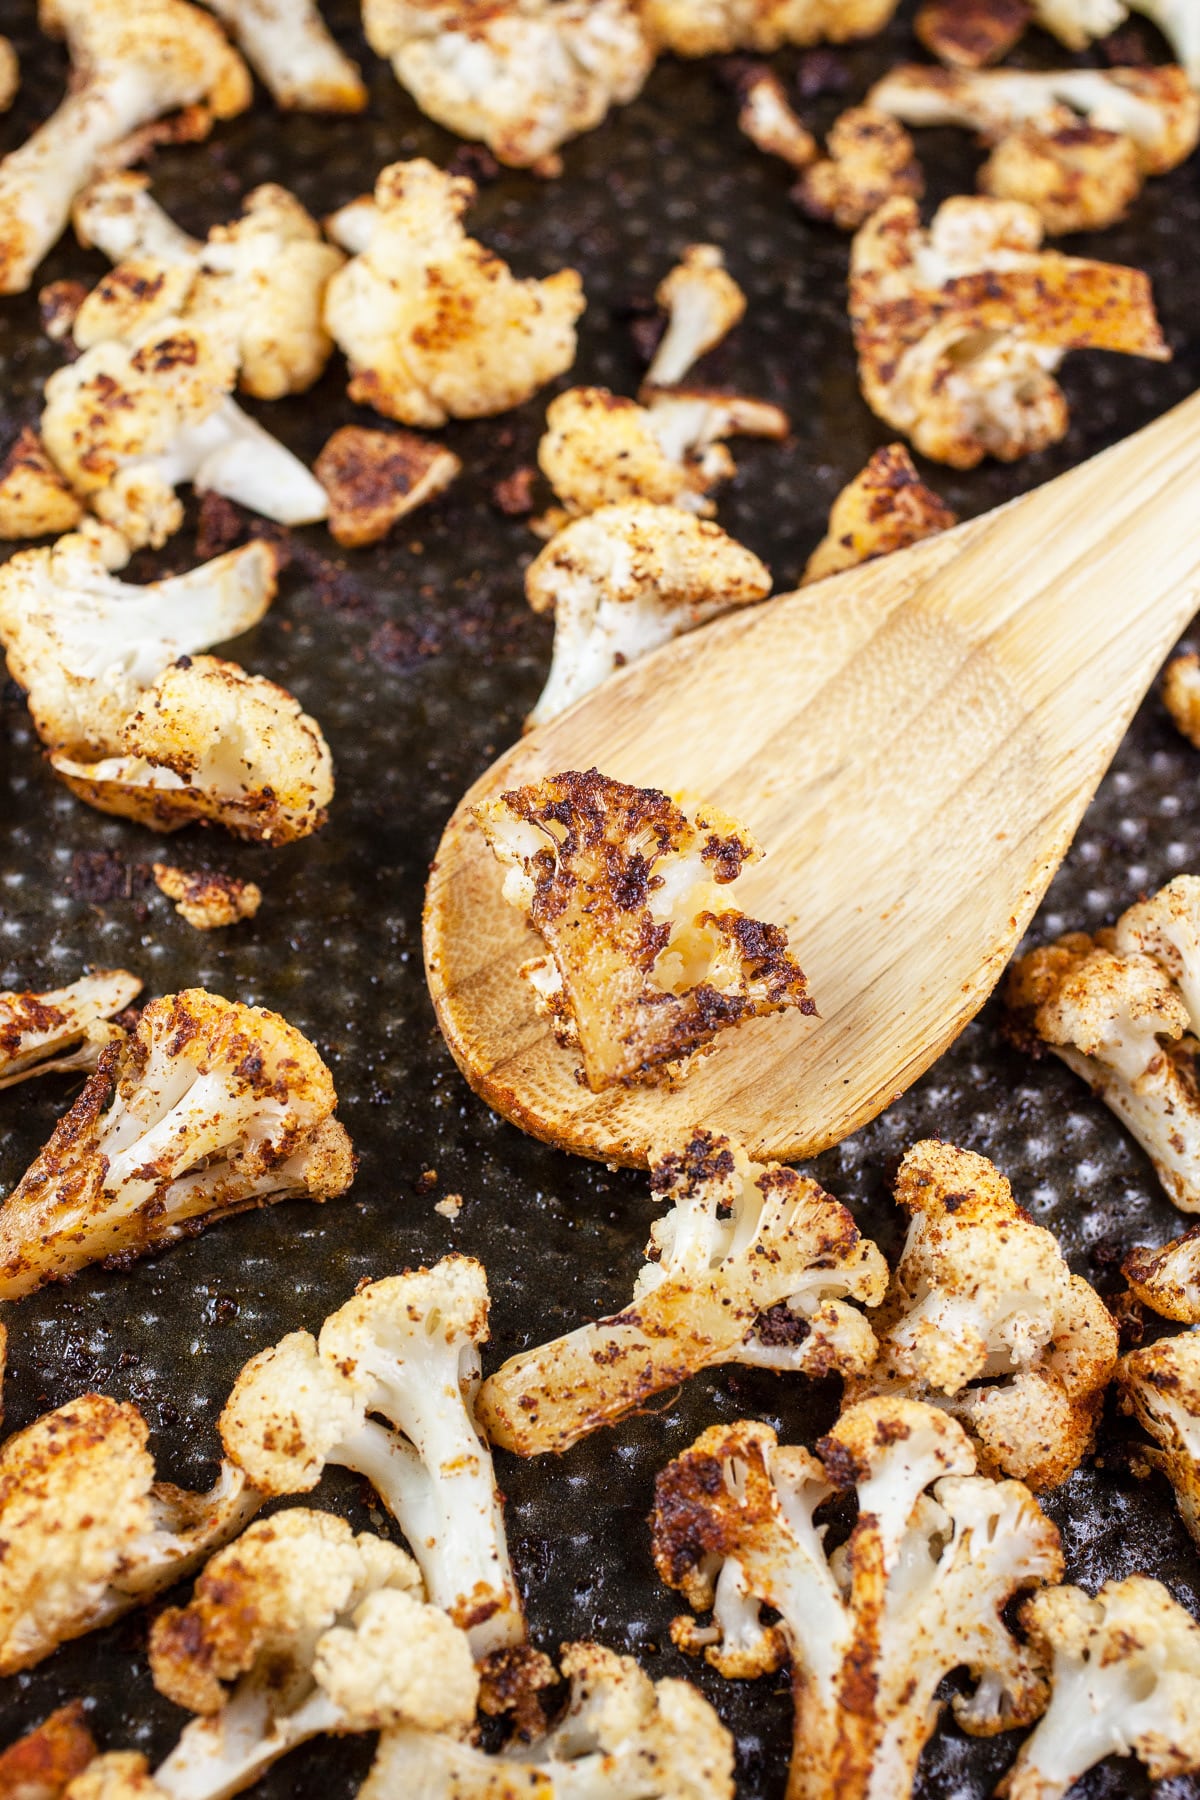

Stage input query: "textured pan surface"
[{"left": 1, "top": 1, "right": 1199, "bottom": 1794}]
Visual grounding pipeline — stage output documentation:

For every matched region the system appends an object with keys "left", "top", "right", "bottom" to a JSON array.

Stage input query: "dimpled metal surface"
[{"left": 1, "top": 1, "right": 1199, "bottom": 1795}]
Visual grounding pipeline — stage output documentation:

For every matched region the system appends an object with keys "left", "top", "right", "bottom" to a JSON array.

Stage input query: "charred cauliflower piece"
[
  {"left": 52, "top": 654, "right": 334, "bottom": 843},
  {"left": 0, "top": 429, "right": 84, "bottom": 542},
  {"left": 847, "top": 1140, "right": 1117, "bottom": 1488},
  {"left": 152, "top": 863, "right": 263, "bottom": 930},
  {"left": 0, "top": 535, "right": 279, "bottom": 759},
  {"left": 525, "top": 502, "right": 770, "bottom": 727},
  {"left": 219, "top": 1255, "right": 525, "bottom": 1656},
  {"left": 41, "top": 317, "right": 328, "bottom": 551},
  {"left": 0, "top": 987, "right": 353, "bottom": 1299},
  {"left": 73, "top": 179, "right": 345, "bottom": 401},
  {"left": 914, "top": 0, "right": 1032, "bottom": 67},
  {"left": 869, "top": 64, "right": 1199, "bottom": 235},
  {"left": 363, "top": 0, "right": 653, "bottom": 171},
  {"left": 478, "top": 1129, "right": 886, "bottom": 1456},
  {"left": 0, "top": 1393, "right": 257, "bottom": 1675},
  {"left": 1007, "top": 879, "right": 1200, "bottom": 1210},
  {"left": 1124, "top": 1221, "right": 1200, "bottom": 1321},
  {"left": 1119, "top": 1333, "right": 1200, "bottom": 1548},
  {"left": 139, "top": 1510, "right": 476, "bottom": 1800},
  {"left": 0, "top": 0, "right": 250, "bottom": 296},
  {"left": 730, "top": 62, "right": 817, "bottom": 168},
  {"left": 324, "top": 158, "right": 584, "bottom": 426},
  {"left": 851, "top": 195, "right": 1169, "bottom": 467},
  {"left": 474, "top": 768, "right": 815, "bottom": 1090},
  {"left": 796, "top": 107, "right": 924, "bottom": 232},
  {"left": 0, "top": 1703, "right": 97, "bottom": 1800},
  {"left": 640, "top": 0, "right": 901, "bottom": 56},
  {"left": 999, "top": 1576, "right": 1200, "bottom": 1799},
  {"left": 315, "top": 425, "right": 461, "bottom": 547},
  {"left": 202, "top": 0, "right": 367, "bottom": 111},
  {"left": 803, "top": 442, "right": 955, "bottom": 583},
  {"left": 360, "top": 1641, "right": 734, "bottom": 1800},
  {"left": 653, "top": 1397, "right": 1063, "bottom": 1800},
  {"left": 538, "top": 385, "right": 788, "bottom": 520},
  {"left": 0, "top": 969, "right": 141, "bottom": 1091},
  {"left": 644, "top": 245, "right": 746, "bottom": 390}
]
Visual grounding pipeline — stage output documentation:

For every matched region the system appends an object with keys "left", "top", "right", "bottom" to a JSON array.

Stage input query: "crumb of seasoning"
[
  {"left": 492, "top": 466, "right": 538, "bottom": 516},
  {"left": 415, "top": 1168, "right": 438, "bottom": 1194},
  {"left": 152, "top": 863, "right": 263, "bottom": 930},
  {"left": 434, "top": 1192, "right": 464, "bottom": 1219}
]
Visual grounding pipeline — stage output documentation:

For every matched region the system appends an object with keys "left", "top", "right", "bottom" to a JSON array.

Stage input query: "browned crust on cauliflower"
[
  {"left": 0, "top": 1703, "right": 97, "bottom": 1799},
  {"left": 0, "top": 429, "right": 84, "bottom": 540},
  {"left": 803, "top": 442, "right": 956, "bottom": 584},
  {"left": 796, "top": 107, "right": 924, "bottom": 232},
  {"left": 315, "top": 425, "right": 461, "bottom": 547},
  {"left": 915, "top": 0, "right": 1032, "bottom": 66}
]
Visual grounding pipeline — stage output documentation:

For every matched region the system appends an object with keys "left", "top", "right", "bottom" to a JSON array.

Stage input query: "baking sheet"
[{"left": 1, "top": 1, "right": 1199, "bottom": 1793}]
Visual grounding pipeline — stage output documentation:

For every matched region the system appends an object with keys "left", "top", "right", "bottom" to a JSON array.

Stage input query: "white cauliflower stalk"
[
  {"left": 478, "top": 1129, "right": 886, "bottom": 1456},
  {"left": 0, "top": 968, "right": 141, "bottom": 1090},
  {"left": 52, "top": 655, "right": 335, "bottom": 843},
  {"left": 803, "top": 443, "right": 955, "bottom": 584},
  {"left": 652, "top": 1397, "right": 1063, "bottom": 1800},
  {"left": 1124, "top": 1221, "right": 1200, "bottom": 1322},
  {"left": 640, "top": 0, "right": 902, "bottom": 57},
  {"left": 847, "top": 1140, "right": 1118, "bottom": 1489},
  {"left": 202, "top": 0, "right": 367, "bottom": 111},
  {"left": 0, "top": 987, "right": 354, "bottom": 1300},
  {"left": 1118, "top": 1333, "right": 1200, "bottom": 1549},
  {"left": 362, "top": 0, "right": 654, "bottom": 171},
  {"left": 324, "top": 159, "right": 584, "bottom": 426},
  {"left": 538, "top": 385, "right": 788, "bottom": 520},
  {"left": 0, "top": 0, "right": 251, "bottom": 295},
  {"left": 41, "top": 317, "right": 329, "bottom": 550},
  {"left": 850, "top": 195, "right": 1169, "bottom": 467},
  {"left": 999, "top": 1576, "right": 1200, "bottom": 1799},
  {"left": 0, "top": 1392, "right": 258, "bottom": 1675},
  {"left": 524, "top": 502, "right": 770, "bottom": 727},
  {"left": 359, "top": 1641, "right": 735, "bottom": 1800},
  {"left": 219, "top": 1255, "right": 526, "bottom": 1656},
  {"left": 645, "top": 245, "right": 746, "bottom": 390},
  {"left": 73, "top": 178, "right": 345, "bottom": 401},
  {"left": 0, "top": 535, "right": 279, "bottom": 758},
  {"left": 473, "top": 768, "right": 815, "bottom": 1090}
]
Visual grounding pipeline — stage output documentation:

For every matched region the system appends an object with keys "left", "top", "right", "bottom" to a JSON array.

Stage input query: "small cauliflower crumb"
[
  {"left": 915, "top": 0, "right": 1032, "bottom": 66},
  {"left": 434, "top": 1191, "right": 464, "bottom": 1219},
  {"left": 152, "top": 863, "right": 263, "bottom": 929},
  {"left": 315, "top": 425, "right": 461, "bottom": 547},
  {"left": 640, "top": 0, "right": 902, "bottom": 57},
  {"left": 802, "top": 442, "right": 956, "bottom": 583},
  {"left": 796, "top": 106, "right": 924, "bottom": 231}
]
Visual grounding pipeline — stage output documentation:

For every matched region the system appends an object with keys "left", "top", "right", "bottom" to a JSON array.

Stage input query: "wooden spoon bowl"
[{"left": 424, "top": 393, "right": 1200, "bottom": 1167}]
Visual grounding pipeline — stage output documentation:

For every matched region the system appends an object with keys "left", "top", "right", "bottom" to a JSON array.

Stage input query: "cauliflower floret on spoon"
[
  {"left": 474, "top": 768, "right": 815, "bottom": 1090},
  {"left": 0, "top": 987, "right": 353, "bottom": 1299},
  {"left": 639, "top": 0, "right": 901, "bottom": 56},
  {"left": 362, "top": 0, "right": 654, "bottom": 171},
  {"left": 850, "top": 194, "right": 1169, "bottom": 467},
  {"left": 201, "top": 0, "right": 367, "bottom": 111},
  {"left": 524, "top": 502, "right": 770, "bottom": 727},
  {"left": 324, "top": 158, "right": 584, "bottom": 426},
  {"left": 0, "top": 0, "right": 251, "bottom": 296},
  {"left": 0, "top": 969, "right": 141, "bottom": 1090}
]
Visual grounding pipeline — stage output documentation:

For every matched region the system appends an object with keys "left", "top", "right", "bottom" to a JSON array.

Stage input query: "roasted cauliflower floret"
[
  {"left": 219, "top": 1255, "right": 525, "bottom": 1656},
  {"left": 653, "top": 1398, "right": 1063, "bottom": 1800},
  {"left": 0, "top": 429, "right": 84, "bottom": 541},
  {"left": 52, "top": 655, "right": 335, "bottom": 843},
  {"left": 0, "top": 0, "right": 250, "bottom": 296},
  {"left": 1124, "top": 1221, "right": 1200, "bottom": 1321},
  {"left": 999, "top": 1576, "right": 1200, "bottom": 1799},
  {"left": 796, "top": 106, "right": 923, "bottom": 232},
  {"left": 851, "top": 195, "right": 1169, "bottom": 467},
  {"left": 0, "top": 969, "right": 141, "bottom": 1091},
  {"left": 474, "top": 768, "right": 815, "bottom": 1090},
  {"left": 324, "top": 158, "right": 584, "bottom": 426},
  {"left": 914, "top": 0, "right": 1032, "bottom": 68},
  {"left": 363, "top": 0, "right": 654, "bottom": 171},
  {"left": 1163, "top": 651, "right": 1200, "bottom": 748},
  {"left": 645, "top": 245, "right": 746, "bottom": 390},
  {"left": 538, "top": 385, "right": 788, "bottom": 520},
  {"left": 1006, "top": 884, "right": 1200, "bottom": 1209},
  {"left": 73, "top": 180, "right": 345, "bottom": 401},
  {"left": 0, "top": 987, "right": 353, "bottom": 1299},
  {"left": 359, "top": 1641, "right": 735, "bottom": 1800},
  {"left": 144, "top": 1510, "right": 477, "bottom": 1800},
  {"left": 478, "top": 1129, "right": 886, "bottom": 1456},
  {"left": 0, "top": 1393, "right": 257, "bottom": 1675},
  {"left": 728, "top": 62, "right": 817, "bottom": 168},
  {"left": 1118, "top": 1333, "right": 1200, "bottom": 1548},
  {"left": 981, "top": 126, "right": 1143, "bottom": 237},
  {"left": 72, "top": 169, "right": 197, "bottom": 266},
  {"left": 40, "top": 317, "right": 328, "bottom": 551},
  {"left": 314, "top": 425, "right": 461, "bottom": 547},
  {"left": 0, "top": 39, "right": 15, "bottom": 114},
  {"left": 0, "top": 535, "right": 278, "bottom": 759},
  {"left": 152, "top": 863, "right": 263, "bottom": 930},
  {"left": 202, "top": 0, "right": 367, "bottom": 111},
  {"left": 0, "top": 1703, "right": 97, "bottom": 1800},
  {"left": 802, "top": 442, "right": 956, "bottom": 583},
  {"left": 639, "top": 0, "right": 901, "bottom": 56},
  {"left": 847, "top": 1140, "right": 1117, "bottom": 1488},
  {"left": 62, "top": 1754, "right": 165, "bottom": 1800},
  {"left": 524, "top": 502, "right": 770, "bottom": 727}
]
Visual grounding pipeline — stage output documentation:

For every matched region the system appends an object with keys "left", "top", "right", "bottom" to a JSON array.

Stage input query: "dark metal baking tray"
[{"left": 1, "top": 1, "right": 1199, "bottom": 1793}]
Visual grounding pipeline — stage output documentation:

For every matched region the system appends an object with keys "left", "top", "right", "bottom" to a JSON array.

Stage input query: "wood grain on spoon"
[{"left": 424, "top": 391, "right": 1200, "bottom": 1167}]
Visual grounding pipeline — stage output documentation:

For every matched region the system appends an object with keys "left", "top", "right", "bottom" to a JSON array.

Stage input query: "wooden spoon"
[{"left": 424, "top": 391, "right": 1200, "bottom": 1168}]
